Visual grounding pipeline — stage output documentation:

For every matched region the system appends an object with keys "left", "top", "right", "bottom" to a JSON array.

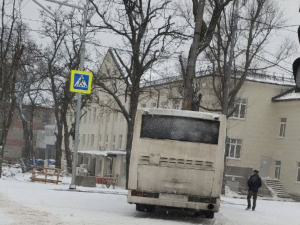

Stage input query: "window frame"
[
  {"left": 151, "top": 102, "right": 157, "bottom": 108},
  {"left": 225, "top": 138, "right": 242, "bottom": 159},
  {"left": 118, "top": 134, "right": 123, "bottom": 149},
  {"left": 82, "top": 134, "right": 86, "bottom": 145},
  {"left": 274, "top": 160, "right": 281, "bottom": 179},
  {"left": 173, "top": 99, "right": 180, "bottom": 109},
  {"left": 297, "top": 162, "right": 300, "bottom": 182},
  {"left": 112, "top": 135, "right": 116, "bottom": 150},
  {"left": 231, "top": 98, "right": 247, "bottom": 119},
  {"left": 93, "top": 108, "right": 97, "bottom": 123},
  {"left": 91, "top": 134, "right": 95, "bottom": 146},
  {"left": 278, "top": 118, "right": 287, "bottom": 138}
]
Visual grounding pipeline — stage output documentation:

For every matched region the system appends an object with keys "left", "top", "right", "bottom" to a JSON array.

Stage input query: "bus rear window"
[{"left": 140, "top": 114, "right": 220, "bottom": 144}]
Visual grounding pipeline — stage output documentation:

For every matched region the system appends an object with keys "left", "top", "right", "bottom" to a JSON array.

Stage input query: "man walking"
[{"left": 246, "top": 169, "right": 262, "bottom": 211}]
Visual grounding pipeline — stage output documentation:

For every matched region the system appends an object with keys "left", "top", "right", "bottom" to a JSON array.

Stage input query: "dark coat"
[{"left": 248, "top": 173, "right": 262, "bottom": 193}]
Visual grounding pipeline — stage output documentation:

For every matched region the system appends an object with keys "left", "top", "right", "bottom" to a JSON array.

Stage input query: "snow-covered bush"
[{"left": 1, "top": 165, "right": 22, "bottom": 178}]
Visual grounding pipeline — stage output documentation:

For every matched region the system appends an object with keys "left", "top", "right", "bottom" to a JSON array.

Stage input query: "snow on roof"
[
  {"left": 272, "top": 89, "right": 300, "bottom": 102},
  {"left": 141, "top": 71, "right": 295, "bottom": 88},
  {"left": 107, "top": 48, "right": 295, "bottom": 87},
  {"left": 245, "top": 72, "right": 294, "bottom": 86},
  {"left": 78, "top": 150, "right": 126, "bottom": 156}
]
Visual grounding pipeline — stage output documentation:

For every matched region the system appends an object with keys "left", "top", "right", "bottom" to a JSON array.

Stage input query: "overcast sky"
[{"left": 20, "top": 0, "right": 300, "bottom": 78}]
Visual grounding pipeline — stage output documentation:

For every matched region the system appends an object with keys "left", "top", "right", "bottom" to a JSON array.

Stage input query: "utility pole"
[
  {"left": 32, "top": 0, "right": 88, "bottom": 189},
  {"left": 222, "top": 0, "right": 240, "bottom": 116}
]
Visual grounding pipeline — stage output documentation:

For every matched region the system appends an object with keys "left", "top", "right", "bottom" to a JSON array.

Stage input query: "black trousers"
[{"left": 247, "top": 191, "right": 258, "bottom": 209}]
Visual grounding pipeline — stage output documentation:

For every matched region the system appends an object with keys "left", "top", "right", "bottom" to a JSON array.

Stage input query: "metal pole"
[
  {"left": 70, "top": 3, "right": 87, "bottom": 189},
  {"left": 32, "top": 0, "right": 88, "bottom": 189}
]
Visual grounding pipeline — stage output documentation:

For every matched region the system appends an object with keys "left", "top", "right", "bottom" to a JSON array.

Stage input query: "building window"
[
  {"left": 43, "top": 115, "right": 51, "bottom": 124},
  {"left": 89, "top": 109, "right": 92, "bottom": 123},
  {"left": 112, "top": 135, "right": 116, "bottom": 150},
  {"left": 83, "top": 111, "right": 87, "bottom": 123},
  {"left": 151, "top": 102, "right": 157, "bottom": 108},
  {"left": 87, "top": 134, "right": 90, "bottom": 146},
  {"left": 82, "top": 134, "right": 86, "bottom": 145},
  {"left": 297, "top": 162, "right": 300, "bottom": 182},
  {"left": 91, "top": 134, "right": 95, "bottom": 146},
  {"left": 278, "top": 118, "right": 287, "bottom": 137},
  {"left": 118, "top": 134, "right": 123, "bottom": 149},
  {"left": 173, "top": 99, "right": 180, "bottom": 109},
  {"left": 141, "top": 103, "right": 146, "bottom": 108},
  {"left": 161, "top": 101, "right": 168, "bottom": 109},
  {"left": 225, "top": 138, "right": 242, "bottom": 159},
  {"left": 275, "top": 161, "right": 281, "bottom": 179},
  {"left": 232, "top": 98, "right": 247, "bottom": 119},
  {"left": 46, "top": 129, "right": 54, "bottom": 136},
  {"left": 105, "top": 135, "right": 109, "bottom": 149},
  {"left": 93, "top": 108, "right": 97, "bottom": 122}
]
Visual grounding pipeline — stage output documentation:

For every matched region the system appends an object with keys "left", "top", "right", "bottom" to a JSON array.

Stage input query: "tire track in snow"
[{"left": 0, "top": 192, "right": 66, "bottom": 225}]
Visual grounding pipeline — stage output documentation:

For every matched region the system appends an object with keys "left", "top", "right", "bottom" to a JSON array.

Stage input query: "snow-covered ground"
[{"left": 1, "top": 166, "right": 300, "bottom": 225}]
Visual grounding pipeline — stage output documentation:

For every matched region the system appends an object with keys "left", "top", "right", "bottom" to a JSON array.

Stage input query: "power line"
[{"left": 238, "top": 16, "right": 298, "bottom": 33}]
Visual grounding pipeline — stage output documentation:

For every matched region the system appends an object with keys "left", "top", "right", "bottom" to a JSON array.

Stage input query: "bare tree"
[
  {"left": 178, "top": 0, "right": 233, "bottom": 111},
  {"left": 38, "top": 5, "right": 94, "bottom": 171},
  {"left": 89, "top": 0, "right": 183, "bottom": 188},
  {"left": 202, "top": 0, "right": 294, "bottom": 116},
  {"left": 16, "top": 41, "right": 45, "bottom": 170},
  {"left": 0, "top": 0, "right": 26, "bottom": 177}
]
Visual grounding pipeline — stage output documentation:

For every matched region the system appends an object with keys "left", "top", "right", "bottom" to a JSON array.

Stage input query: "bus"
[{"left": 127, "top": 108, "right": 226, "bottom": 218}]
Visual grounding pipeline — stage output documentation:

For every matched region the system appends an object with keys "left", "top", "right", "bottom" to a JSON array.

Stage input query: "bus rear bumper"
[{"left": 127, "top": 191, "right": 220, "bottom": 212}]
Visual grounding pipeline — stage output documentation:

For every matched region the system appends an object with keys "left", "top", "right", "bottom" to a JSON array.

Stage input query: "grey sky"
[{"left": 20, "top": 0, "right": 300, "bottom": 78}]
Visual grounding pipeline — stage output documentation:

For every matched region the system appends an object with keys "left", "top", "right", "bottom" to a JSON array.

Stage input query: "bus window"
[{"left": 140, "top": 114, "right": 220, "bottom": 144}]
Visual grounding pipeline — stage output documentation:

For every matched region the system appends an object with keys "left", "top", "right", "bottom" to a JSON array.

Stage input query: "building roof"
[
  {"left": 272, "top": 88, "right": 300, "bottom": 102},
  {"left": 106, "top": 48, "right": 295, "bottom": 88}
]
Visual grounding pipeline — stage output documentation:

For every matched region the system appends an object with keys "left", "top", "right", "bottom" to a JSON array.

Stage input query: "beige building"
[{"left": 73, "top": 49, "right": 300, "bottom": 199}]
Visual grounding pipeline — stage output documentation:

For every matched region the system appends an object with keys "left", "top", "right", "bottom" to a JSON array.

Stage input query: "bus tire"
[
  {"left": 204, "top": 211, "right": 214, "bottom": 219},
  {"left": 145, "top": 205, "right": 155, "bottom": 212},
  {"left": 136, "top": 204, "right": 146, "bottom": 212},
  {"left": 194, "top": 211, "right": 202, "bottom": 217}
]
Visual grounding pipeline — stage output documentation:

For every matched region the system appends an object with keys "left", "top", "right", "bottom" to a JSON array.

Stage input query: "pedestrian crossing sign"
[{"left": 70, "top": 70, "right": 93, "bottom": 94}]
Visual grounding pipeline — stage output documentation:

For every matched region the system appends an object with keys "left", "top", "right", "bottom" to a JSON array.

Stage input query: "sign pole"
[
  {"left": 32, "top": 0, "right": 90, "bottom": 189},
  {"left": 70, "top": 3, "right": 87, "bottom": 189}
]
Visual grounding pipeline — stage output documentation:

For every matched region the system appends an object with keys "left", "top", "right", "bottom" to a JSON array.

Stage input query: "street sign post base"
[{"left": 69, "top": 184, "right": 76, "bottom": 190}]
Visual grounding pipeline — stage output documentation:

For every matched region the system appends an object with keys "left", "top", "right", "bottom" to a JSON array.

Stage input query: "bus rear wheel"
[
  {"left": 136, "top": 204, "right": 146, "bottom": 211},
  {"left": 136, "top": 204, "right": 155, "bottom": 212},
  {"left": 204, "top": 211, "right": 214, "bottom": 219}
]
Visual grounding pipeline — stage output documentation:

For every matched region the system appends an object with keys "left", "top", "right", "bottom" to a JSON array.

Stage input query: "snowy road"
[
  {"left": 1, "top": 174, "right": 300, "bottom": 225},
  {"left": 0, "top": 178, "right": 223, "bottom": 225}
]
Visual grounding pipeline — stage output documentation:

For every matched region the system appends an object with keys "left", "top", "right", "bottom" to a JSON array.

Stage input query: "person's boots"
[
  {"left": 246, "top": 198, "right": 251, "bottom": 210},
  {"left": 252, "top": 198, "right": 256, "bottom": 211}
]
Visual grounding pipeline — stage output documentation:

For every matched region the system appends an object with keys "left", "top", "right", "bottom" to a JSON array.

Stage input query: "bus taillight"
[{"left": 131, "top": 190, "right": 159, "bottom": 198}]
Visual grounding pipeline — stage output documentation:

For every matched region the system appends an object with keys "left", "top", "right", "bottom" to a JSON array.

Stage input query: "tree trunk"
[
  {"left": 125, "top": 82, "right": 140, "bottom": 189},
  {"left": 0, "top": 99, "right": 16, "bottom": 178},
  {"left": 55, "top": 123, "right": 63, "bottom": 168},
  {"left": 20, "top": 117, "right": 31, "bottom": 165},
  {"left": 181, "top": 0, "right": 206, "bottom": 111},
  {"left": 63, "top": 117, "right": 72, "bottom": 173}
]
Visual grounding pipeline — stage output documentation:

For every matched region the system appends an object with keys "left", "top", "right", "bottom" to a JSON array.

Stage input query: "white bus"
[{"left": 127, "top": 108, "right": 226, "bottom": 218}]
